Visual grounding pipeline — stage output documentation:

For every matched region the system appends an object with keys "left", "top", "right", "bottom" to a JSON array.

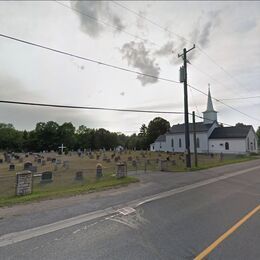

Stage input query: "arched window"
[
  {"left": 225, "top": 142, "right": 229, "bottom": 150},
  {"left": 179, "top": 138, "right": 182, "bottom": 148},
  {"left": 196, "top": 138, "right": 200, "bottom": 148},
  {"left": 254, "top": 139, "right": 256, "bottom": 150},
  {"left": 171, "top": 139, "right": 174, "bottom": 147},
  {"left": 247, "top": 138, "right": 250, "bottom": 150}
]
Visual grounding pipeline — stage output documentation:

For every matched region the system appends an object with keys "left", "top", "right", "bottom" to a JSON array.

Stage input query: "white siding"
[
  {"left": 246, "top": 127, "right": 258, "bottom": 153},
  {"left": 150, "top": 141, "right": 167, "bottom": 152},
  {"left": 209, "top": 139, "right": 246, "bottom": 154}
]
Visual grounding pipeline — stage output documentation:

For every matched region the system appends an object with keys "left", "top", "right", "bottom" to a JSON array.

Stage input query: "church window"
[
  {"left": 254, "top": 139, "right": 256, "bottom": 150},
  {"left": 196, "top": 138, "right": 200, "bottom": 148},
  {"left": 171, "top": 139, "right": 174, "bottom": 147},
  {"left": 247, "top": 138, "right": 250, "bottom": 150},
  {"left": 179, "top": 138, "right": 182, "bottom": 148},
  {"left": 225, "top": 142, "right": 229, "bottom": 150}
]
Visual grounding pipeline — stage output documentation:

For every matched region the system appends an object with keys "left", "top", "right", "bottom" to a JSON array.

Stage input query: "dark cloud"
[
  {"left": 120, "top": 41, "right": 160, "bottom": 86},
  {"left": 191, "top": 10, "right": 221, "bottom": 48},
  {"left": 71, "top": 1, "right": 125, "bottom": 38},
  {"left": 154, "top": 41, "right": 174, "bottom": 56}
]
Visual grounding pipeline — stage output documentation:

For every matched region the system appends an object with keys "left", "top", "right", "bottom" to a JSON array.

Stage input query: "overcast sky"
[{"left": 0, "top": 1, "right": 259, "bottom": 134}]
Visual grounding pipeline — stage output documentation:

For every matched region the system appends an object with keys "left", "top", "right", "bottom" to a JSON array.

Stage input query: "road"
[{"left": 0, "top": 159, "right": 259, "bottom": 259}]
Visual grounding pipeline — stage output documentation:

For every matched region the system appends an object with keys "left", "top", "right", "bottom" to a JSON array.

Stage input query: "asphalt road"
[{"left": 0, "top": 159, "right": 259, "bottom": 259}]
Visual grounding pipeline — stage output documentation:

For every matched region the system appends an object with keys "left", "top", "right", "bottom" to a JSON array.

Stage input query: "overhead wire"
[
  {"left": 0, "top": 32, "right": 258, "bottom": 123},
  {"left": 113, "top": 1, "right": 254, "bottom": 96},
  {"left": 55, "top": 0, "right": 161, "bottom": 48},
  {"left": 0, "top": 100, "right": 232, "bottom": 126},
  {"left": 52, "top": 2, "right": 259, "bottom": 122},
  {"left": 0, "top": 33, "right": 180, "bottom": 85}
]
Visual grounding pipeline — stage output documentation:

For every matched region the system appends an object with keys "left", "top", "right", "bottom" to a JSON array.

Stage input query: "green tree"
[
  {"left": 58, "top": 122, "right": 76, "bottom": 149},
  {"left": 147, "top": 117, "right": 170, "bottom": 145}
]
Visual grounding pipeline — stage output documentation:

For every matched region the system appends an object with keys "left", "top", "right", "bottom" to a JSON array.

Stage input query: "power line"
[
  {"left": 0, "top": 99, "right": 232, "bottom": 126},
  {"left": 0, "top": 33, "right": 257, "bottom": 123},
  {"left": 113, "top": 1, "right": 251, "bottom": 93},
  {"left": 55, "top": 0, "right": 161, "bottom": 48},
  {"left": 0, "top": 33, "right": 180, "bottom": 85},
  {"left": 112, "top": 1, "right": 187, "bottom": 43},
  {"left": 219, "top": 96, "right": 260, "bottom": 101},
  {"left": 0, "top": 100, "right": 184, "bottom": 115}
]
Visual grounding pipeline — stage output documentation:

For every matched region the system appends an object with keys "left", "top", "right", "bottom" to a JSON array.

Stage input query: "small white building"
[{"left": 150, "top": 87, "right": 258, "bottom": 154}]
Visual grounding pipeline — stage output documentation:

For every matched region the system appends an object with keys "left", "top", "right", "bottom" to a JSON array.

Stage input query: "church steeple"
[
  {"left": 203, "top": 84, "right": 218, "bottom": 124},
  {"left": 206, "top": 87, "right": 215, "bottom": 112}
]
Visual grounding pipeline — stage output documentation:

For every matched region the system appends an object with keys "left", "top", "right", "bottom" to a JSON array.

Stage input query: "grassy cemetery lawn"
[{"left": 0, "top": 150, "right": 258, "bottom": 207}]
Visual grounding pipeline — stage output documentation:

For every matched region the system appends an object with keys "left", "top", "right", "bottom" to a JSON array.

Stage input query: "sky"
[{"left": 0, "top": 0, "right": 259, "bottom": 134}]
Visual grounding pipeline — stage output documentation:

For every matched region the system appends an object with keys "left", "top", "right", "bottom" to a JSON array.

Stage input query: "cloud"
[
  {"left": 154, "top": 41, "right": 174, "bottom": 56},
  {"left": 120, "top": 41, "right": 160, "bottom": 86},
  {"left": 71, "top": 1, "right": 125, "bottom": 37},
  {"left": 190, "top": 10, "right": 221, "bottom": 48}
]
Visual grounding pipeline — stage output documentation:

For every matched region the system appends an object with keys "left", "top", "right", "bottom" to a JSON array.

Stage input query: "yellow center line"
[{"left": 194, "top": 204, "right": 260, "bottom": 260}]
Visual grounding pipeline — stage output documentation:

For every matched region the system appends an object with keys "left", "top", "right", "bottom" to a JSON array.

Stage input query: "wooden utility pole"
[
  {"left": 192, "top": 111, "right": 198, "bottom": 167},
  {"left": 178, "top": 45, "right": 195, "bottom": 168}
]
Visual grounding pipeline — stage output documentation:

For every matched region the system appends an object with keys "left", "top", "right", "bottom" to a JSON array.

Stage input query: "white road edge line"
[{"left": 0, "top": 164, "right": 259, "bottom": 247}]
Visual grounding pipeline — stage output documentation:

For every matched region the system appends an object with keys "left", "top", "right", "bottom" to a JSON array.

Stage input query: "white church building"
[{"left": 150, "top": 89, "right": 258, "bottom": 154}]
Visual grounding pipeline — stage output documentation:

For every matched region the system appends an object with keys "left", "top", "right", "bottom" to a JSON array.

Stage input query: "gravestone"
[
  {"left": 9, "top": 164, "right": 15, "bottom": 171},
  {"left": 171, "top": 160, "right": 176, "bottom": 166},
  {"left": 16, "top": 171, "right": 33, "bottom": 196},
  {"left": 24, "top": 161, "right": 32, "bottom": 170},
  {"left": 0, "top": 159, "right": 3, "bottom": 164},
  {"left": 63, "top": 160, "right": 69, "bottom": 169},
  {"left": 29, "top": 165, "right": 37, "bottom": 173},
  {"left": 96, "top": 164, "right": 103, "bottom": 179},
  {"left": 37, "top": 158, "right": 42, "bottom": 164},
  {"left": 56, "top": 159, "right": 61, "bottom": 165},
  {"left": 51, "top": 158, "right": 56, "bottom": 163},
  {"left": 116, "top": 163, "right": 127, "bottom": 178},
  {"left": 75, "top": 171, "right": 83, "bottom": 181},
  {"left": 159, "top": 160, "right": 168, "bottom": 171},
  {"left": 41, "top": 171, "right": 53, "bottom": 183},
  {"left": 132, "top": 160, "right": 137, "bottom": 169}
]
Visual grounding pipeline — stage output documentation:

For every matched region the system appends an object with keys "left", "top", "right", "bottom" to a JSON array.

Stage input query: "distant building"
[{"left": 150, "top": 88, "right": 258, "bottom": 154}]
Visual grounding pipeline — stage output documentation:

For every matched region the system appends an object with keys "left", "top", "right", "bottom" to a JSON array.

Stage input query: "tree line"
[{"left": 0, "top": 117, "right": 170, "bottom": 152}]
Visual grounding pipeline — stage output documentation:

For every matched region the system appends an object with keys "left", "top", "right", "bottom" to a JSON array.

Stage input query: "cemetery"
[{"left": 0, "top": 149, "right": 256, "bottom": 206}]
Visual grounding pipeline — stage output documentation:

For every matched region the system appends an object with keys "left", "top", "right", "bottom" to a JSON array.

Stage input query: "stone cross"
[{"left": 58, "top": 144, "right": 66, "bottom": 154}]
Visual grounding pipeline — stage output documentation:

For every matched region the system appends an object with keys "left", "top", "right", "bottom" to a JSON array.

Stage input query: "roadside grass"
[
  {"left": 188, "top": 155, "right": 259, "bottom": 171},
  {"left": 0, "top": 176, "right": 139, "bottom": 207}
]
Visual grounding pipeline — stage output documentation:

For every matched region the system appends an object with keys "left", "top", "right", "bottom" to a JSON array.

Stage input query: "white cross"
[{"left": 58, "top": 144, "right": 66, "bottom": 154}]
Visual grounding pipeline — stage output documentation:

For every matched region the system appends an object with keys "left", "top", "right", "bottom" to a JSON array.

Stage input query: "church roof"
[
  {"left": 209, "top": 125, "right": 252, "bottom": 139},
  {"left": 203, "top": 87, "right": 217, "bottom": 113},
  {"left": 155, "top": 134, "right": 166, "bottom": 142},
  {"left": 168, "top": 122, "right": 214, "bottom": 134}
]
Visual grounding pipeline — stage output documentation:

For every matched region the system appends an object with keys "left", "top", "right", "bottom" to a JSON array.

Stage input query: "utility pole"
[
  {"left": 192, "top": 111, "right": 198, "bottom": 167},
  {"left": 178, "top": 44, "right": 195, "bottom": 168}
]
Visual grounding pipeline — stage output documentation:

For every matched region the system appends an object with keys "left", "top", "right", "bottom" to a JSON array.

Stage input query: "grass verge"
[
  {"left": 0, "top": 176, "right": 139, "bottom": 208},
  {"left": 188, "top": 155, "right": 259, "bottom": 171}
]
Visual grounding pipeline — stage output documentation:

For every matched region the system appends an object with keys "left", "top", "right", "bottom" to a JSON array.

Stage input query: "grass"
[
  {"left": 0, "top": 151, "right": 259, "bottom": 207},
  {"left": 0, "top": 176, "right": 139, "bottom": 207},
  {"left": 189, "top": 155, "right": 259, "bottom": 171}
]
